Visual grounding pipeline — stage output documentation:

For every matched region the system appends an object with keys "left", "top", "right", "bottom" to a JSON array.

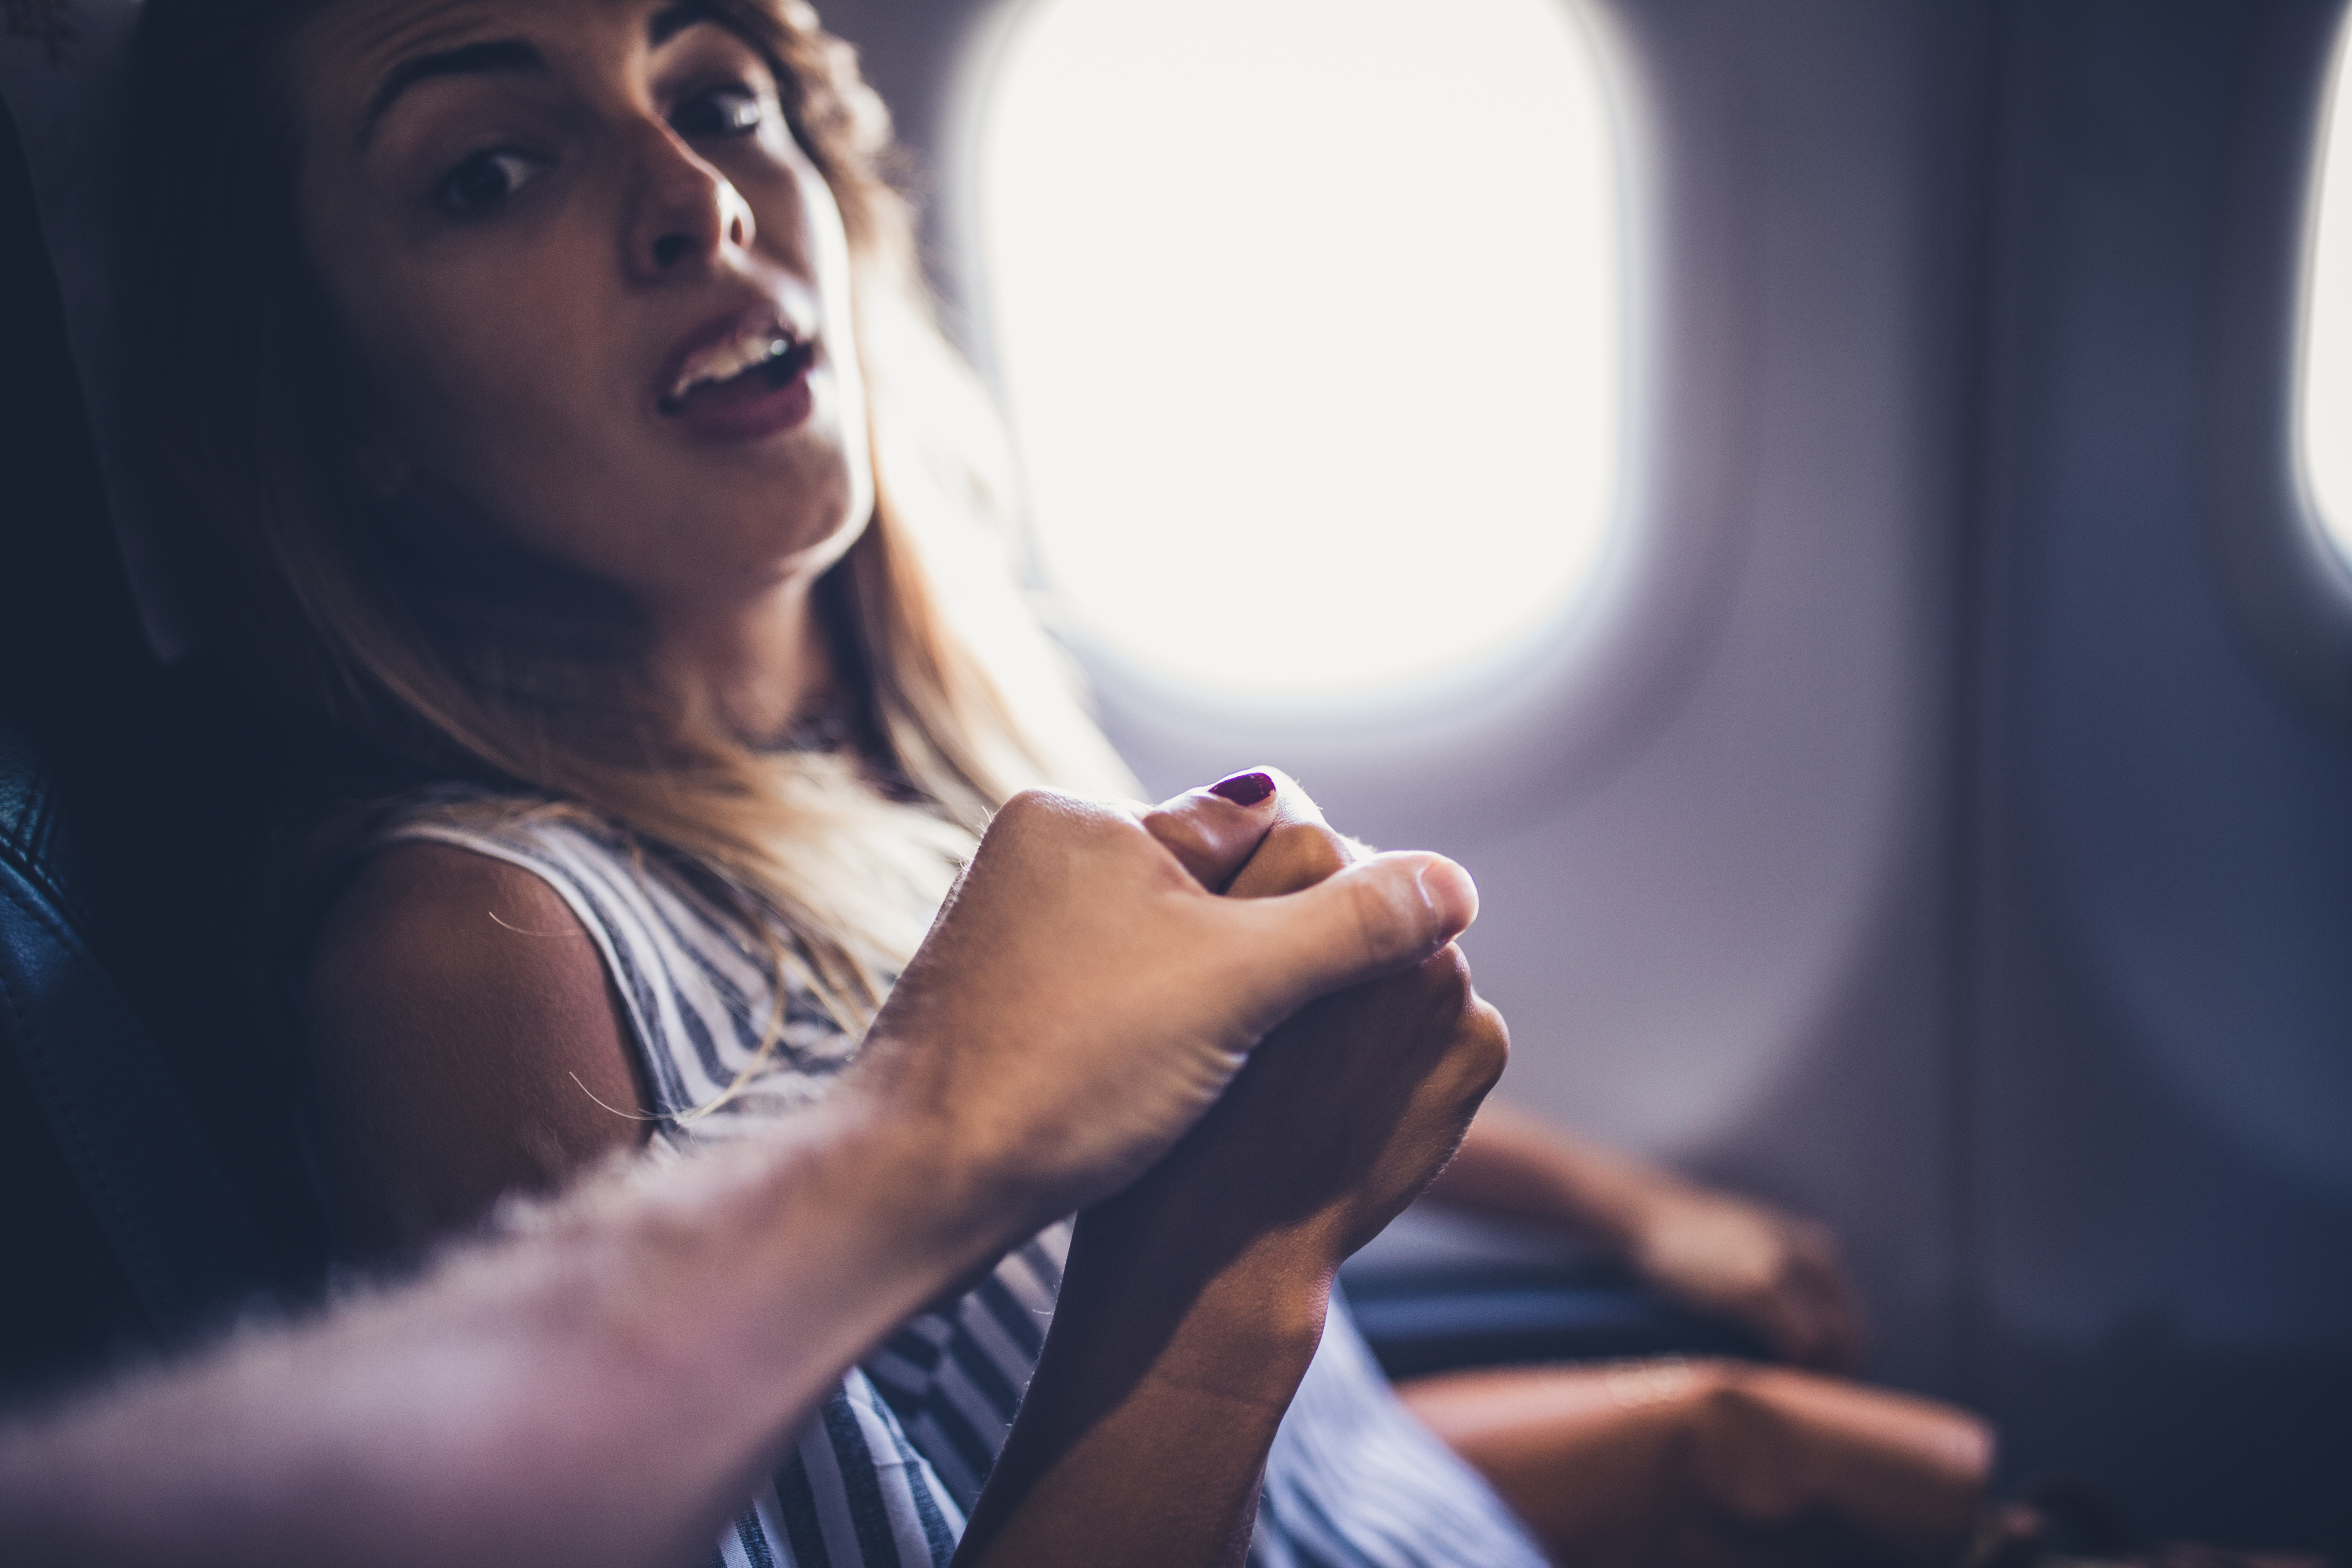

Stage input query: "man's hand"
[{"left": 849, "top": 780, "right": 1482, "bottom": 1246}]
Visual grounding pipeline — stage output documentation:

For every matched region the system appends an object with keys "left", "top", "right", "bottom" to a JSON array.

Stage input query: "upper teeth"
[{"left": 670, "top": 332, "right": 793, "bottom": 401}]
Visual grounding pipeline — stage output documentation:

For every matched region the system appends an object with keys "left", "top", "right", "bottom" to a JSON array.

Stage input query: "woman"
[{"left": 124, "top": 0, "right": 1989, "bottom": 1562}]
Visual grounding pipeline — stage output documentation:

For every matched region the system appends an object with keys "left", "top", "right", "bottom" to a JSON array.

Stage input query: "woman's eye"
[
  {"left": 672, "top": 83, "right": 764, "bottom": 139},
  {"left": 435, "top": 149, "right": 545, "bottom": 214}
]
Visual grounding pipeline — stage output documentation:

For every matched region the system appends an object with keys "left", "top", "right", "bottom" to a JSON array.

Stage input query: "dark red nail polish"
[{"left": 1208, "top": 770, "right": 1276, "bottom": 806}]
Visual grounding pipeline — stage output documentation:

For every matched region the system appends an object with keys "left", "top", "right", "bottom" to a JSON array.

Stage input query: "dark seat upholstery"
[
  {"left": 1, "top": 89, "right": 329, "bottom": 1399},
  {"left": 1340, "top": 1257, "right": 1768, "bottom": 1380},
  {"left": 0, "top": 718, "right": 280, "bottom": 1382}
]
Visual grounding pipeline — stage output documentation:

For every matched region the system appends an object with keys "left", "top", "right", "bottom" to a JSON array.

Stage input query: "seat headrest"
[{"left": 1, "top": 0, "right": 194, "bottom": 663}]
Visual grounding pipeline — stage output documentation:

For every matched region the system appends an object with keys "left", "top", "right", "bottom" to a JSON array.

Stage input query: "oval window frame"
[
  {"left": 2207, "top": 0, "right": 2352, "bottom": 729},
  {"left": 944, "top": 0, "right": 1768, "bottom": 820}
]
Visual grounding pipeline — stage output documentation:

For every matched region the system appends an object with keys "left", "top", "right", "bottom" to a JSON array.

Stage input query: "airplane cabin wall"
[
  {"left": 1968, "top": 0, "right": 2352, "bottom": 1543},
  {"left": 819, "top": 0, "right": 2352, "bottom": 1544}
]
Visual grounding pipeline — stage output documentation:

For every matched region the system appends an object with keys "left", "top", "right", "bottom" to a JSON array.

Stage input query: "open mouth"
[{"left": 657, "top": 330, "right": 817, "bottom": 417}]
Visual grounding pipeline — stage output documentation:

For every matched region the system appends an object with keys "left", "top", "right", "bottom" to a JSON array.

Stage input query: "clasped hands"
[
  {"left": 858, "top": 767, "right": 1505, "bottom": 1265},
  {"left": 1096, "top": 769, "right": 1510, "bottom": 1302}
]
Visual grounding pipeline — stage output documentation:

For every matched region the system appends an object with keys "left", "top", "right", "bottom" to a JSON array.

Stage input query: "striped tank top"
[{"left": 374, "top": 789, "right": 1545, "bottom": 1568}]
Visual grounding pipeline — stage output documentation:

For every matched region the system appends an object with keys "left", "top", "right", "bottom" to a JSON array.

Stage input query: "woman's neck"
[{"left": 652, "top": 576, "right": 839, "bottom": 747}]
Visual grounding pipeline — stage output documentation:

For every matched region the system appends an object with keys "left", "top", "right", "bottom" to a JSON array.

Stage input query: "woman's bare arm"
[
  {"left": 305, "top": 842, "right": 650, "bottom": 1258},
  {"left": 1426, "top": 1101, "right": 1868, "bottom": 1370}
]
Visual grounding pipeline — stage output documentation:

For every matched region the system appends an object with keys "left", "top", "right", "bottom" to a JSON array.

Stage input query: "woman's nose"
[{"left": 624, "top": 122, "right": 756, "bottom": 282}]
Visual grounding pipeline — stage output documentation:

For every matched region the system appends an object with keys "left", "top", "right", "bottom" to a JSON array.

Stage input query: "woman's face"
[{"left": 289, "top": 0, "right": 872, "bottom": 619}]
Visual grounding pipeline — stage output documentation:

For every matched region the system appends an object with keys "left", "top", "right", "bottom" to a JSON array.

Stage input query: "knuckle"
[
  {"left": 1470, "top": 997, "right": 1509, "bottom": 1071},
  {"left": 1247, "top": 822, "right": 1356, "bottom": 897},
  {"left": 1303, "top": 831, "right": 1351, "bottom": 878},
  {"left": 1142, "top": 806, "right": 1210, "bottom": 857},
  {"left": 996, "top": 787, "right": 1056, "bottom": 831},
  {"left": 1345, "top": 863, "right": 1416, "bottom": 964},
  {"left": 1409, "top": 947, "right": 1477, "bottom": 1018},
  {"left": 1274, "top": 822, "right": 1351, "bottom": 878},
  {"left": 1434, "top": 988, "right": 1509, "bottom": 1090}
]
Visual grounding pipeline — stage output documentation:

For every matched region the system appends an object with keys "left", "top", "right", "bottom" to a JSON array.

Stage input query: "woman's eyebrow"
[
  {"left": 648, "top": 4, "right": 714, "bottom": 49},
  {"left": 360, "top": 38, "right": 546, "bottom": 148}
]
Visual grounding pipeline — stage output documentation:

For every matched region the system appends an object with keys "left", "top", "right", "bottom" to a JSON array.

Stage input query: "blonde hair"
[{"left": 128, "top": 0, "right": 1136, "bottom": 1044}]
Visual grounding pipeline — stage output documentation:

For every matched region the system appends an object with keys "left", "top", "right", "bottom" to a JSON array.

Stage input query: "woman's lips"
[
  {"left": 659, "top": 339, "right": 817, "bottom": 441},
  {"left": 655, "top": 303, "right": 819, "bottom": 442}
]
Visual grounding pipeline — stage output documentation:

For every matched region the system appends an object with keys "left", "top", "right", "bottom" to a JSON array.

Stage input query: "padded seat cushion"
[{"left": 1, "top": 42, "right": 331, "bottom": 1395}]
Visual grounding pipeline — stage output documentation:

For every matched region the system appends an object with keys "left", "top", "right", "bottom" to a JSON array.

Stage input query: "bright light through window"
[
  {"left": 982, "top": 0, "right": 1620, "bottom": 699},
  {"left": 2302, "top": 19, "right": 2352, "bottom": 570}
]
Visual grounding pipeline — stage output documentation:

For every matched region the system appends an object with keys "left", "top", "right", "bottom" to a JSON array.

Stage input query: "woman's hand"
[
  {"left": 1619, "top": 1176, "right": 1865, "bottom": 1372},
  {"left": 1429, "top": 1102, "right": 1870, "bottom": 1372}
]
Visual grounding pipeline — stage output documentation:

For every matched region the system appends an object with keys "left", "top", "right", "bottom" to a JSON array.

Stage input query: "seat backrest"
[
  {"left": 1, "top": 29, "right": 330, "bottom": 1396},
  {"left": 0, "top": 721, "right": 280, "bottom": 1383}
]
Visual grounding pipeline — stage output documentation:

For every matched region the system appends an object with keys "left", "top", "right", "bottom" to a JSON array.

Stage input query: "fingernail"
[
  {"left": 1413, "top": 855, "right": 1479, "bottom": 936},
  {"left": 1207, "top": 770, "right": 1276, "bottom": 806}
]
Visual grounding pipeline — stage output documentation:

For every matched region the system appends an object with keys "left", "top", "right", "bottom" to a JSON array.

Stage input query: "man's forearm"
[{"left": 0, "top": 1091, "right": 1017, "bottom": 1568}]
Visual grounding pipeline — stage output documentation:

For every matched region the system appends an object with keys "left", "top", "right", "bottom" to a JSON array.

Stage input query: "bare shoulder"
[
  {"left": 309, "top": 841, "right": 607, "bottom": 1029},
  {"left": 306, "top": 840, "right": 650, "bottom": 1257}
]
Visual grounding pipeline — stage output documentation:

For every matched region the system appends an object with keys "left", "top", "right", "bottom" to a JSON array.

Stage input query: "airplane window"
[
  {"left": 2300, "top": 15, "right": 2352, "bottom": 571},
  {"left": 980, "top": 0, "right": 1620, "bottom": 699}
]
